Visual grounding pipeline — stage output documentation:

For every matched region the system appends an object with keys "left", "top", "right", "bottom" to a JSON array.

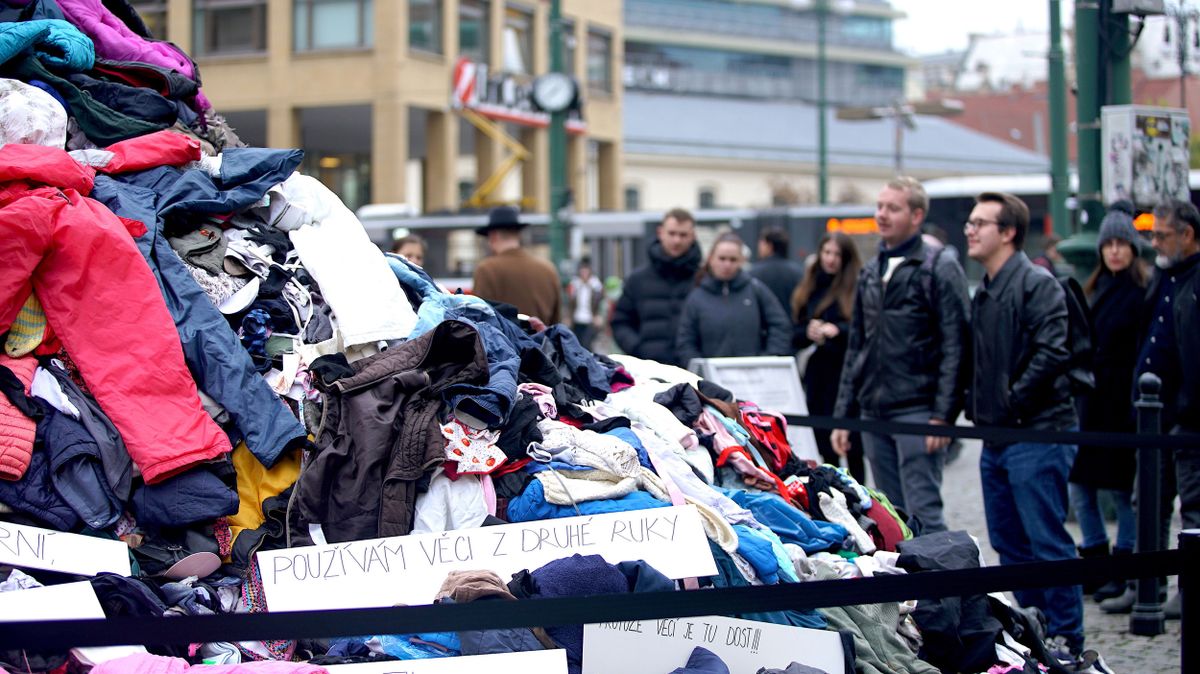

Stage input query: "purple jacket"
[{"left": 55, "top": 0, "right": 211, "bottom": 110}]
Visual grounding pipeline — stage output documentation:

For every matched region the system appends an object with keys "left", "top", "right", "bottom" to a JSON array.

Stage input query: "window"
[
  {"left": 698, "top": 187, "right": 716, "bottom": 210},
  {"left": 130, "top": 2, "right": 167, "bottom": 40},
  {"left": 408, "top": 0, "right": 442, "bottom": 53},
  {"left": 459, "top": 0, "right": 489, "bottom": 64},
  {"left": 193, "top": 0, "right": 267, "bottom": 57},
  {"left": 559, "top": 18, "right": 576, "bottom": 75},
  {"left": 623, "top": 185, "right": 640, "bottom": 211},
  {"left": 294, "top": 0, "right": 373, "bottom": 52},
  {"left": 502, "top": 5, "right": 533, "bottom": 74},
  {"left": 587, "top": 27, "right": 612, "bottom": 92}
]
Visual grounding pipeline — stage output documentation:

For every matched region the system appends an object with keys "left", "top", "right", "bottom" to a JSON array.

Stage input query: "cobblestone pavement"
[{"left": 941, "top": 439, "right": 1182, "bottom": 673}]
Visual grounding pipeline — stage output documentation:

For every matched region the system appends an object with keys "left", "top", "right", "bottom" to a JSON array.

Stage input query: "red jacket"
[{"left": 0, "top": 143, "right": 230, "bottom": 484}]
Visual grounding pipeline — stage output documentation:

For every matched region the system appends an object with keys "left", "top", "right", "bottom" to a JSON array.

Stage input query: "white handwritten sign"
[
  {"left": 583, "top": 615, "right": 845, "bottom": 674},
  {"left": 0, "top": 581, "right": 147, "bottom": 663},
  {"left": 324, "top": 649, "right": 566, "bottom": 673},
  {"left": 258, "top": 505, "right": 717, "bottom": 612},
  {"left": 688, "top": 356, "right": 819, "bottom": 462},
  {"left": 0, "top": 521, "right": 130, "bottom": 577}
]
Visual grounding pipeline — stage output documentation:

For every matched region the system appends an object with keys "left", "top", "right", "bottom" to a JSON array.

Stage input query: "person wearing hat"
[
  {"left": 471, "top": 206, "right": 562, "bottom": 325},
  {"left": 1067, "top": 200, "right": 1148, "bottom": 605}
]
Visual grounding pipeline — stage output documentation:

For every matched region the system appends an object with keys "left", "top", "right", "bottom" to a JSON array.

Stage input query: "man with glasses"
[
  {"left": 1129, "top": 198, "right": 1200, "bottom": 619},
  {"left": 831, "top": 176, "right": 969, "bottom": 534},
  {"left": 965, "top": 192, "right": 1084, "bottom": 661}
]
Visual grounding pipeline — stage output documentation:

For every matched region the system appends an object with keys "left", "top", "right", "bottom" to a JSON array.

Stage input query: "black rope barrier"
[
  {"left": 782, "top": 414, "right": 1197, "bottom": 450},
  {"left": 0, "top": 549, "right": 1183, "bottom": 650}
]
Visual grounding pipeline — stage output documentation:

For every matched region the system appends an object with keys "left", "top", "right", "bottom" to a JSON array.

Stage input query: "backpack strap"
[{"left": 919, "top": 244, "right": 946, "bottom": 310}]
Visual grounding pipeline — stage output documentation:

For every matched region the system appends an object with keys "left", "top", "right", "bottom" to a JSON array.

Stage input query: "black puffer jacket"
[
  {"left": 675, "top": 270, "right": 792, "bottom": 366},
  {"left": 611, "top": 240, "right": 702, "bottom": 365},
  {"left": 833, "top": 238, "right": 970, "bottom": 421},
  {"left": 968, "top": 252, "right": 1077, "bottom": 431},
  {"left": 750, "top": 254, "right": 804, "bottom": 320}
]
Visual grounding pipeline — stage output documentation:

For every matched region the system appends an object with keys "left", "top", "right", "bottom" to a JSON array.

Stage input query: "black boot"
[
  {"left": 1078, "top": 542, "right": 1110, "bottom": 595},
  {"left": 1093, "top": 546, "right": 1131, "bottom": 602}
]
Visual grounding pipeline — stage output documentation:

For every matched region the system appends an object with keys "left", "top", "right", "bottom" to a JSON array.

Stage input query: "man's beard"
[{"left": 1156, "top": 254, "right": 1172, "bottom": 269}]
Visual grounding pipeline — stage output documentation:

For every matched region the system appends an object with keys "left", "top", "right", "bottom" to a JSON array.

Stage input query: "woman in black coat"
[
  {"left": 791, "top": 232, "right": 865, "bottom": 482},
  {"left": 1069, "top": 201, "right": 1147, "bottom": 597}
]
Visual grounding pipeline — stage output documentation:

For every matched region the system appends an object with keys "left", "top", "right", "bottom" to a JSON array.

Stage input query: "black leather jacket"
[
  {"left": 968, "top": 252, "right": 1078, "bottom": 431},
  {"left": 1167, "top": 254, "right": 1200, "bottom": 429},
  {"left": 833, "top": 237, "right": 970, "bottom": 421}
]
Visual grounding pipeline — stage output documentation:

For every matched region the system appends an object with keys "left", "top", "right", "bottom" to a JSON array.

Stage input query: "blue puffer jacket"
[
  {"left": 41, "top": 401, "right": 122, "bottom": 529},
  {"left": 0, "top": 19, "right": 94, "bottom": 70},
  {"left": 0, "top": 447, "right": 79, "bottom": 531}
]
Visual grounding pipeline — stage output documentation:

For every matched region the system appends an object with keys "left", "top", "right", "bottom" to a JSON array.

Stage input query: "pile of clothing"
[{"left": 0, "top": 3, "right": 1096, "bottom": 674}]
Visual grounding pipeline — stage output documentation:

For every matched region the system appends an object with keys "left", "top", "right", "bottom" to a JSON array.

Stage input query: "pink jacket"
[
  {"left": 0, "top": 143, "right": 230, "bottom": 483},
  {"left": 0, "top": 353, "right": 37, "bottom": 481},
  {"left": 92, "top": 654, "right": 328, "bottom": 674},
  {"left": 55, "top": 0, "right": 211, "bottom": 110}
]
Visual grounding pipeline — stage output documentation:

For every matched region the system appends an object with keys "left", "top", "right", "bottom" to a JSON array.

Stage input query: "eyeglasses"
[
  {"left": 963, "top": 218, "right": 1000, "bottom": 233},
  {"left": 1149, "top": 229, "right": 1176, "bottom": 242}
]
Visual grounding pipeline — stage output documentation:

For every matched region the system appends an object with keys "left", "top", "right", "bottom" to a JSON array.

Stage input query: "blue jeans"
[
  {"left": 1069, "top": 483, "right": 1136, "bottom": 551},
  {"left": 981, "top": 439, "right": 1084, "bottom": 648}
]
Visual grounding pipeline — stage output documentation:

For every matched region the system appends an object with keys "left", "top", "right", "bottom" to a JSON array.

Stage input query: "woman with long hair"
[
  {"left": 792, "top": 232, "right": 865, "bottom": 482},
  {"left": 1069, "top": 201, "right": 1147, "bottom": 602},
  {"left": 675, "top": 232, "right": 792, "bottom": 365}
]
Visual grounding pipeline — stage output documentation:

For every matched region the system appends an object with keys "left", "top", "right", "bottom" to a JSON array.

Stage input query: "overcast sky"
[{"left": 890, "top": 0, "right": 1070, "bottom": 56}]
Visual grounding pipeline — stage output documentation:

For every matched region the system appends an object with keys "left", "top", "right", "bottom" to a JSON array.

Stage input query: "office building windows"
[
  {"left": 502, "top": 5, "right": 533, "bottom": 74},
  {"left": 130, "top": 2, "right": 168, "bottom": 40},
  {"left": 459, "top": 0, "right": 490, "bottom": 64},
  {"left": 587, "top": 27, "right": 612, "bottom": 92},
  {"left": 560, "top": 18, "right": 577, "bottom": 75},
  {"left": 698, "top": 187, "right": 716, "bottom": 209},
  {"left": 294, "top": 0, "right": 373, "bottom": 52},
  {"left": 624, "top": 185, "right": 641, "bottom": 211},
  {"left": 409, "top": 0, "right": 442, "bottom": 54},
  {"left": 193, "top": 0, "right": 267, "bottom": 56}
]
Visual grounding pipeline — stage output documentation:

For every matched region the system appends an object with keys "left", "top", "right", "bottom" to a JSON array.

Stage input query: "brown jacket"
[
  {"left": 472, "top": 248, "right": 562, "bottom": 325},
  {"left": 295, "top": 320, "right": 489, "bottom": 543}
]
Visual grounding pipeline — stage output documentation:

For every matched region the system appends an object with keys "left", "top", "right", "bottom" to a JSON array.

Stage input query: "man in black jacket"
[
  {"left": 831, "top": 177, "right": 969, "bottom": 534},
  {"left": 750, "top": 227, "right": 804, "bottom": 317},
  {"left": 966, "top": 191, "right": 1084, "bottom": 658},
  {"left": 611, "top": 208, "right": 702, "bottom": 365}
]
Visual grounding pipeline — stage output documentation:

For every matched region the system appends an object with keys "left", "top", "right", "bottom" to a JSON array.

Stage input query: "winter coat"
[
  {"left": 39, "top": 399, "right": 123, "bottom": 529},
  {"left": 41, "top": 359, "right": 132, "bottom": 500},
  {"left": 89, "top": 132, "right": 306, "bottom": 462},
  {"left": 834, "top": 237, "right": 970, "bottom": 422},
  {"left": 0, "top": 19, "right": 94, "bottom": 71},
  {"left": 130, "top": 457, "right": 239, "bottom": 528},
  {"left": 90, "top": 652, "right": 327, "bottom": 673},
  {"left": 675, "top": 270, "right": 792, "bottom": 366},
  {"left": 55, "top": 0, "right": 211, "bottom": 110},
  {"left": 668, "top": 647, "right": 730, "bottom": 674},
  {"left": 294, "top": 320, "right": 490, "bottom": 544},
  {"left": 0, "top": 445, "right": 79, "bottom": 530},
  {"left": 750, "top": 254, "right": 804, "bottom": 321},
  {"left": 472, "top": 247, "right": 563, "bottom": 325},
  {"left": 612, "top": 240, "right": 702, "bottom": 365},
  {"left": 794, "top": 272, "right": 851, "bottom": 417},
  {"left": 1168, "top": 254, "right": 1200, "bottom": 429},
  {"left": 0, "top": 354, "right": 37, "bottom": 481},
  {"left": 0, "top": 143, "right": 230, "bottom": 484},
  {"left": 968, "top": 252, "right": 1078, "bottom": 431},
  {"left": 1071, "top": 270, "right": 1145, "bottom": 490}
]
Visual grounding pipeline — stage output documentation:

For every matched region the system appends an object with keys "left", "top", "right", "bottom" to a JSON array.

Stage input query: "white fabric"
[
  {"left": 412, "top": 468, "right": 488, "bottom": 534},
  {"left": 30, "top": 367, "right": 80, "bottom": 418},
  {"left": 569, "top": 275, "right": 602, "bottom": 323},
  {"left": 0, "top": 78, "right": 67, "bottom": 147},
  {"left": 536, "top": 471, "right": 639, "bottom": 505},
  {"left": 279, "top": 173, "right": 417, "bottom": 346},
  {"left": 533, "top": 421, "right": 670, "bottom": 501},
  {"left": 818, "top": 491, "right": 876, "bottom": 555},
  {"left": 607, "top": 354, "right": 703, "bottom": 387},
  {"left": 602, "top": 391, "right": 712, "bottom": 481}
]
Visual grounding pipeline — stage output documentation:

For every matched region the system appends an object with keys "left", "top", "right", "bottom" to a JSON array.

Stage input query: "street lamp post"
[
  {"left": 836, "top": 100, "right": 962, "bottom": 176},
  {"left": 817, "top": 0, "right": 829, "bottom": 204}
]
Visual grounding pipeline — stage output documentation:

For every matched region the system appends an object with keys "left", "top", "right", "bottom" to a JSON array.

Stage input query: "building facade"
[{"left": 133, "top": 0, "right": 623, "bottom": 215}]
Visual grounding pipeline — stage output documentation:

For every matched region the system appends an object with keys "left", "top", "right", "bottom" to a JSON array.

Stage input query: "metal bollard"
[
  {"left": 1182, "top": 529, "right": 1198, "bottom": 674},
  {"left": 1131, "top": 373, "right": 1165, "bottom": 636}
]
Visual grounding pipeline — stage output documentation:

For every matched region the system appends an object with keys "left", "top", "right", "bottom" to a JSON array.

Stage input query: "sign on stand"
[
  {"left": 688, "top": 356, "right": 819, "bottom": 462},
  {"left": 258, "top": 505, "right": 717, "bottom": 612},
  {"left": 0, "top": 521, "right": 131, "bottom": 577},
  {"left": 325, "top": 650, "right": 566, "bottom": 673},
  {"left": 583, "top": 614, "right": 845, "bottom": 674}
]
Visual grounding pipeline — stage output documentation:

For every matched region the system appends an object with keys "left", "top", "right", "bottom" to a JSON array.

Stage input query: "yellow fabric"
[
  {"left": 227, "top": 440, "right": 303, "bottom": 556},
  {"left": 4, "top": 293, "right": 47, "bottom": 358}
]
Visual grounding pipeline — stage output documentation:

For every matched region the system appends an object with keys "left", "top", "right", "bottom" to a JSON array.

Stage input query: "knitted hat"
[
  {"left": 4, "top": 294, "right": 48, "bottom": 358},
  {"left": 1097, "top": 200, "right": 1140, "bottom": 253}
]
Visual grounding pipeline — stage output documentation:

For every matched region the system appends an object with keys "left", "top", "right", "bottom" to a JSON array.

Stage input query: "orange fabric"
[{"left": 0, "top": 354, "right": 37, "bottom": 481}]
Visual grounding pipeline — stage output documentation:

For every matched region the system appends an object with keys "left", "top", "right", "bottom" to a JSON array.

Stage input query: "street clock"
[{"left": 532, "top": 72, "right": 577, "bottom": 113}]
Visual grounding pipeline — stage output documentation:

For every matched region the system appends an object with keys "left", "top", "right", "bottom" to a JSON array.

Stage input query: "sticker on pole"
[
  {"left": 325, "top": 649, "right": 566, "bottom": 673},
  {"left": 583, "top": 615, "right": 846, "bottom": 674},
  {"left": 258, "top": 505, "right": 716, "bottom": 612},
  {"left": 0, "top": 521, "right": 131, "bottom": 577}
]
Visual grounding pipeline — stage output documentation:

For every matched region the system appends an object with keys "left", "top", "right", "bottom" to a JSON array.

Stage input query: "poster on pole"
[
  {"left": 583, "top": 615, "right": 845, "bottom": 674},
  {"left": 688, "top": 356, "right": 819, "bottom": 462},
  {"left": 325, "top": 649, "right": 567, "bottom": 673},
  {"left": 0, "top": 520, "right": 131, "bottom": 577},
  {"left": 258, "top": 505, "right": 716, "bottom": 612}
]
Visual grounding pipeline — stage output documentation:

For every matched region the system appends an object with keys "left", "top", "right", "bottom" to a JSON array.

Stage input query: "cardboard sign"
[
  {"left": 0, "top": 581, "right": 146, "bottom": 663},
  {"left": 0, "top": 521, "right": 131, "bottom": 577},
  {"left": 582, "top": 615, "right": 845, "bottom": 674},
  {"left": 259, "top": 505, "right": 717, "bottom": 612},
  {"left": 325, "top": 649, "right": 566, "bottom": 673},
  {"left": 688, "top": 356, "right": 819, "bottom": 462}
]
